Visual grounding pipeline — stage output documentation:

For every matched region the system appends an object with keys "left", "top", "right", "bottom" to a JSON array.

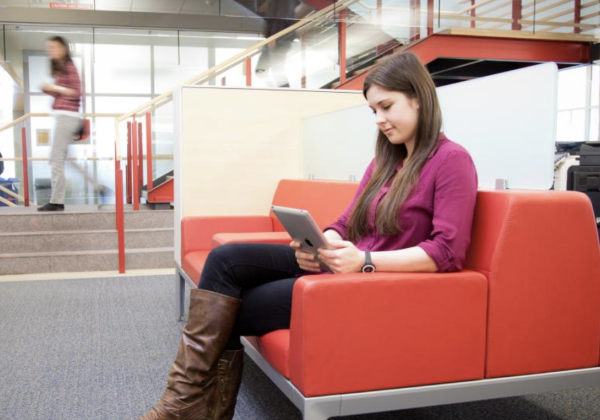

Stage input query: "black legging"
[{"left": 198, "top": 243, "right": 305, "bottom": 350}]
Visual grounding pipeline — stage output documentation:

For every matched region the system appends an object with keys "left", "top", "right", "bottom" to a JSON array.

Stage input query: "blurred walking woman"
[{"left": 38, "top": 36, "right": 81, "bottom": 211}]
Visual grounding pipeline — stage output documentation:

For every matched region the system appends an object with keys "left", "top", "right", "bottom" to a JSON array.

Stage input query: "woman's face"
[
  {"left": 46, "top": 41, "right": 67, "bottom": 60},
  {"left": 366, "top": 84, "right": 419, "bottom": 149}
]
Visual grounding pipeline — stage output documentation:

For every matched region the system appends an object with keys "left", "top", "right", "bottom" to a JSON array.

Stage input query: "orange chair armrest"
[
  {"left": 181, "top": 216, "right": 273, "bottom": 257},
  {"left": 212, "top": 232, "right": 292, "bottom": 248},
  {"left": 288, "top": 271, "right": 488, "bottom": 397}
]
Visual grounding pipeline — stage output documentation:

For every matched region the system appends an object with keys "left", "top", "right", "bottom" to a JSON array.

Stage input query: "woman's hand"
[
  {"left": 42, "top": 84, "right": 55, "bottom": 94},
  {"left": 290, "top": 240, "right": 323, "bottom": 273},
  {"left": 318, "top": 240, "right": 365, "bottom": 274}
]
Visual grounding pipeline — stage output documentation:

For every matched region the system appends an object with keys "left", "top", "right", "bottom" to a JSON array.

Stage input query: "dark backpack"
[{"left": 74, "top": 119, "right": 90, "bottom": 141}]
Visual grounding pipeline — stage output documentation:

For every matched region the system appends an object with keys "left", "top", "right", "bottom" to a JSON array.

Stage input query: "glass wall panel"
[
  {"left": 153, "top": 101, "right": 174, "bottom": 180},
  {"left": 0, "top": 66, "right": 15, "bottom": 179},
  {"left": 558, "top": 66, "right": 587, "bottom": 110},
  {"left": 592, "top": 65, "right": 599, "bottom": 108},
  {"left": 94, "top": 44, "right": 151, "bottom": 94},
  {"left": 590, "top": 110, "right": 599, "bottom": 142},
  {"left": 153, "top": 29, "right": 211, "bottom": 94},
  {"left": 557, "top": 110, "right": 586, "bottom": 142}
]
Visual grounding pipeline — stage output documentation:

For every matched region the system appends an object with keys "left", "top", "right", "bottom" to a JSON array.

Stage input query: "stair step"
[
  {"left": 0, "top": 228, "right": 174, "bottom": 254},
  {"left": 0, "top": 208, "right": 173, "bottom": 232},
  {"left": 0, "top": 247, "right": 174, "bottom": 275}
]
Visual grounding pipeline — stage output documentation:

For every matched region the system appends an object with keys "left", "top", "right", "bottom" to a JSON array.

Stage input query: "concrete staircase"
[{"left": 0, "top": 205, "right": 174, "bottom": 275}]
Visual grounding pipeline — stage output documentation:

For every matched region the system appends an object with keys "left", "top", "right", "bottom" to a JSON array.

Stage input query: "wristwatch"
[{"left": 361, "top": 251, "right": 376, "bottom": 273}]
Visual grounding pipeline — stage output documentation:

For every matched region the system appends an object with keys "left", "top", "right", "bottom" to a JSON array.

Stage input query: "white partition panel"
[
  {"left": 303, "top": 104, "right": 378, "bottom": 181},
  {"left": 437, "top": 62, "right": 558, "bottom": 190},
  {"left": 174, "top": 86, "right": 364, "bottom": 264},
  {"left": 302, "top": 63, "right": 558, "bottom": 190}
]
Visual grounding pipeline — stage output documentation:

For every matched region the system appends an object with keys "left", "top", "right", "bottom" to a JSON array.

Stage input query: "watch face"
[{"left": 362, "top": 264, "right": 375, "bottom": 273}]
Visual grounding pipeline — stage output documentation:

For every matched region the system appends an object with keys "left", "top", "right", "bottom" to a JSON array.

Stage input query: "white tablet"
[{"left": 271, "top": 205, "right": 331, "bottom": 271}]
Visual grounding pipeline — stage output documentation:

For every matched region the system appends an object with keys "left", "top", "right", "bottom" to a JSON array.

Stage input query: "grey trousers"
[{"left": 49, "top": 114, "right": 100, "bottom": 205}]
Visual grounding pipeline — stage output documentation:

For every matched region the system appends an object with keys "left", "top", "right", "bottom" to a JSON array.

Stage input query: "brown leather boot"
[
  {"left": 136, "top": 289, "right": 241, "bottom": 420},
  {"left": 206, "top": 349, "right": 244, "bottom": 420}
]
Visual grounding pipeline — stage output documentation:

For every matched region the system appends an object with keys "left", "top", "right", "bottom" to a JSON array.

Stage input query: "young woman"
[
  {"left": 133, "top": 51, "right": 477, "bottom": 420},
  {"left": 39, "top": 36, "right": 107, "bottom": 211}
]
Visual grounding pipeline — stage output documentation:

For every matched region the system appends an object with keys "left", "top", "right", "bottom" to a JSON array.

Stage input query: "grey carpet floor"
[{"left": 1, "top": 275, "right": 599, "bottom": 420}]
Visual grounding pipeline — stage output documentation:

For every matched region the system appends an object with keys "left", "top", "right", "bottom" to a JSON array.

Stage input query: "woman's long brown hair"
[
  {"left": 48, "top": 36, "right": 73, "bottom": 76},
  {"left": 347, "top": 51, "right": 442, "bottom": 241}
]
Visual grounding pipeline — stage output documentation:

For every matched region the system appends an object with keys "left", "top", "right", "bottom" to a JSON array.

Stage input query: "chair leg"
[
  {"left": 175, "top": 271, "right": 185, "bottom": 320},
  {"left": 303, "top": 398, "right": 340, "bottom": 420}
]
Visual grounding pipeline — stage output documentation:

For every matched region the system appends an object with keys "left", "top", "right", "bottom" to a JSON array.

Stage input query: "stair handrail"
[
  {"left": 115, "top": 0, "right": 360, "bottom": 123},
  {"left": 0, "top": 112, "right": 121, "bottom": 135},
  {"left": 0, "top": 184, "right": 33, "bottom": 206}
]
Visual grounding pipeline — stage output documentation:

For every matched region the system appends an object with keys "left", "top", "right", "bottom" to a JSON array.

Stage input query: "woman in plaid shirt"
[{"left": 38, "top": 36, "right": 107, "bottom": 211}]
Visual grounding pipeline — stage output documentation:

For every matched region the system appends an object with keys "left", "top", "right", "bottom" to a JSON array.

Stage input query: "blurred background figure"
[{"left": 38, "top": 36, "right": 108, "bottom": 211}]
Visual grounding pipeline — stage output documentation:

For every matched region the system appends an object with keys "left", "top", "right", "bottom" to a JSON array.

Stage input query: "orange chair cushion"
[
  {"left": 182, "top": 251, "right": 210, "bottom": 287},
  {"left": 247, "top": 330, "right": 291, "bottom": 379},
  {"left": 212, "top": 232, "right": 291, "bottom": 248}
]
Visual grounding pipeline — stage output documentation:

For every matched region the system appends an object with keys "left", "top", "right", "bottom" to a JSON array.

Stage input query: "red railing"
[
  {"left": 114, "top": 142, "right": 125, "bottom": 273},
  {"left": 124, "top": 112, "right": 156, "bottom": 212},
  {"left": 20, "top": 127, "right": 30, "bottom": 207},
  {"left": 146, "top": 112, "right": 154, "bottom": 192}
]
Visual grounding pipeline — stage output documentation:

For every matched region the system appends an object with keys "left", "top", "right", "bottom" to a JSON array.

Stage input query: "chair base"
[
  {"left": 176, "top": 263, "right": 197, "bottom": 320},
  {"left": 242, "top": 336, "right": 600, "bottom": 420}
]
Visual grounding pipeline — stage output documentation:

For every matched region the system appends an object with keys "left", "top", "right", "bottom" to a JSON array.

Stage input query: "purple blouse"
[{"left": 325, "top": 134, "right": 478, "bottom": 272}]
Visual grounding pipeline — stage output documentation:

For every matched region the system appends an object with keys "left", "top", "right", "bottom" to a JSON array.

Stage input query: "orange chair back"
[
  {"left": 270, "top": 179, "right": 359, "bottom": 231},
  {"left": 466, "top": 190, "right": 600, "bottom": 377}
]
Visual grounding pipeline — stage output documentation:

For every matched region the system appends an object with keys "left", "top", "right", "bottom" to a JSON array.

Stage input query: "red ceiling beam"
[
  {"left": 410, "top": 34, "right": 591, "bottom": 65},
  {"left": 337, "top": 34, "right": 591, "bottom": 91}
]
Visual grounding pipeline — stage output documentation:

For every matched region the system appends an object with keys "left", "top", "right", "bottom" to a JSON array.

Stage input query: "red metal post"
[
  {"left": 114, "top": 143, "right": 125, "bottom": 273},
  {"left": 512, "top": 0, "right": 522, "bottom": 30},
  {"left": 146, "top": 112, "right": 154, "bottom": 192},
  {"left": 339, "top": 8, "right": 347, "bottom": 85},
  {"left": 126, "top": 122, "right": 132, "bottom": 204},
  {"left": 427, "top": 0, "right": 434, "bottom": 36},
  {"left": 245, "top": 58, "right": 252, "bottom": 87},
  {"left": 574, "top": 0, "right": 581, "bottom": 34},
  {"left": 137, "top": 122, "right": 143, "bottom": 194},
  {"left": 21, "top": 127, "right": 29, "bottom": 207},
  {"left": 471, "top": 0, "right": 476, "bottom": 28},
  {"left": 131, "top": 116, "right": 139, "bottom": 211}
]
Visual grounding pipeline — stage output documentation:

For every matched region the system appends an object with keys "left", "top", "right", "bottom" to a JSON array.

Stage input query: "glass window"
[
  {"left": 154, "top": 45, "right": 209, "bottom": 93},
  {"left": 590, "top": 109, "right": 599, "bottom": 142},
  {"left": 557, "top": 110, "right": 585, "bottom": 142},
  {"left": 558, "top": 66, "right": 587, "bottom": 110},
  {"left": 94, "top": 44, "right": 151, "bottom": 94},
  {"left": 0, "top": 66, "right": 15, "bottom": 179},
  {"left": 592, "top": 65, "right": 599, "bottom": 108},
  {"left": 216, "top": 48, "right": 247, "bottom": 86}
]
